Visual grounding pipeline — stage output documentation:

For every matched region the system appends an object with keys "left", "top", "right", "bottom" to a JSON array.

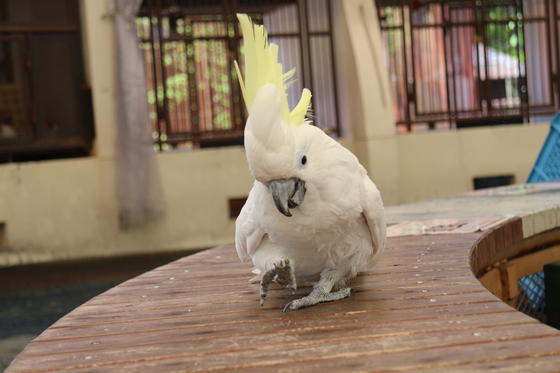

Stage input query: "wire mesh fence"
[{"left": 515, "top": 271, "right": 547, "bottom": 322}]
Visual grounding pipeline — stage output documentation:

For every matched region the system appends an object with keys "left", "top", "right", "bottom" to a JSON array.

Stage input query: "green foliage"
[{"left": 485, "top": 6, "right": 525, "bottom": 62}]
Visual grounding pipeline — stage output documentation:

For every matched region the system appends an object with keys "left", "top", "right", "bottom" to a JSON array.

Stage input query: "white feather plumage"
[
  {"left": 236, "top": 106, "right": 386, "bottom": 283},
  {"left": 234, "top": 15, "right": 385, "bottom": 310}
]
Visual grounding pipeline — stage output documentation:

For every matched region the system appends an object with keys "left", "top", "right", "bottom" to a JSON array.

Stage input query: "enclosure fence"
[
  {"left": 377, "top": 0, "right": 560, "bottom": 132},
  {"left": 138, "top": 0, "right": 560, "bottom": 148},
  {"left": 137, "top": 0, "right": 339, "bottom": 150}
]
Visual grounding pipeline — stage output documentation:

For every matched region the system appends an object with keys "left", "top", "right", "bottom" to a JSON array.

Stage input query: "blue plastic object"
[
  {"left": 517, "top": 272, "right": 545, "bottom": 310},
  {"left": 519, "top": 112, "right": 560, "bottom": 317},
  {"left": 527, "top": 112, "right": 560, "bottom": 182}
]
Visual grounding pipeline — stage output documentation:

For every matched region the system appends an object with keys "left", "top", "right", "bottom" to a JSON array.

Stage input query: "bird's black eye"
[{"left": 297, "top": 152, "right": 308, "bottom": 168}]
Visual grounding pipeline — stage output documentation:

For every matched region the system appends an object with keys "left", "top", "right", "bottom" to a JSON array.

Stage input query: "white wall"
[
  {"left": 0, "top": 147, "right": 252, "bottom": 262},
  {"left": 0, "top": 0, "right": 550, "bottom": 264},
  {"left": 394, "top": 124, "right": 548, "bottom": 203}
]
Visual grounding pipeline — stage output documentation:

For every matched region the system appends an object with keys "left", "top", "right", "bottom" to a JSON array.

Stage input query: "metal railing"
[
  {"left": 138, "top": 0, "right": 340, "bottom": 151},
  {"left": 377, "top": 0, "right": 560, "bottom": 132}
]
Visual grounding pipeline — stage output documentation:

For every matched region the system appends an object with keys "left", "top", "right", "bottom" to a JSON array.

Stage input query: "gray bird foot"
[
  {"left": 260, "top": 258, "right": 296, "bottom": 306},
  {"left": 283, "top": 287, "right": 352, "bottom": 312}
]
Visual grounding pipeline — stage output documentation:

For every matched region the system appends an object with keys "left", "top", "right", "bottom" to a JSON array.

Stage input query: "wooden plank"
[
  {"left": 470, "top": 218, "right": 523, "bottom": 277},
  {"left": 54, "top": 285, "right": 489, "bottom": 328},
  {"left": 506, "top": 244, "right": 560, "bottom": 299},
  {"left": 7, "top": 225, "right": 560, "bottom": 373},
  {"left": 421, "top": 353, "right": 560, "bottom": 373},
  {"left": 23, "top": 305, "right": 518, "bottom": 359},
  {"left": 477, "top": 244, "right": 560, "bottom": 301},
  {"left": 14, "top": 329, "right": 560, "bottom": 373},
  {"left": 477, "top": 267, "right": 503, "bottom": 299},
  {"left": 11, "top": 321, "right": 551, "bottom": 372},
  {"left": 36, "top": 292, "right": 501, "bottom": 341},
  {"left": 239, "top": 335, "right": 560, "bottom": 373},
  {"left": 74, "top": 268, "right": 476, "bottom": 305}
]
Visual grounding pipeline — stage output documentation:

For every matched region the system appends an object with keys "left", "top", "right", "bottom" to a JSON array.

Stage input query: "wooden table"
[{"left": 7, "top": 186, "right": 560, "bottom": 372}]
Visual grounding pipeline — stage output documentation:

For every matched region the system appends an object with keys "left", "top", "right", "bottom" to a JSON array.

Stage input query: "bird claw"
[
  {"left": 283, "top": 287, "right": 352, "bottom": 312},
  {"left": 283, "top": 300, "right": 298, "bottom": 312},
  {"left": 259, "top": 258, "right": 296, "bottom": 306}
]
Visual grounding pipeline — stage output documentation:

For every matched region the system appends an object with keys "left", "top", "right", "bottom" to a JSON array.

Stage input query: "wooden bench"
[{"left": 7, "top": 183, "right": 560, "bottom": 372}]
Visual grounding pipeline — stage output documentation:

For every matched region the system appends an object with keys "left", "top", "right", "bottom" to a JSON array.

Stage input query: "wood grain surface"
[{"left": 7, "top": 226, "right": 560, "bottom": 372}]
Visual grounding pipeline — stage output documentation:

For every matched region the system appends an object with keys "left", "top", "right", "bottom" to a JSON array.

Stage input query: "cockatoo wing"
[
  {"left": 235, "top": 184, "right": 265, "bottom": 262},
  {"left": 361, "top": 174, "right": 386, "bottom": 265}
]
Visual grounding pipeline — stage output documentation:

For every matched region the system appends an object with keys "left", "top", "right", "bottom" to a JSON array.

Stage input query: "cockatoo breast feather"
[{"left": 234, "top": 14, "right": 385, "bottom": 284}]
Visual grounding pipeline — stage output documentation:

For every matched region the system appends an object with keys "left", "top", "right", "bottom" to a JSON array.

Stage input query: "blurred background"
[{"left": 1, "top": 0, "right": 559, "bottom": 369}]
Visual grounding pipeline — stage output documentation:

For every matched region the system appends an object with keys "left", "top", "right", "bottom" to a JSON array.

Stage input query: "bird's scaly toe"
[
  {"left": 260, "top": 258, "right": 297, "bottom": 306},
  {"left": 282, "top": 287, "right": 352, "bottom": 312}
]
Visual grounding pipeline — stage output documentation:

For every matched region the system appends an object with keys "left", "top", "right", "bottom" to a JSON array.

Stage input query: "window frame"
[
  {"left": 0, "top": 0, "right": 92, "bottom": 162},
  {"left": 377, "top": 0, "right": 560, "bottom": 132},
  {"left": 139, "top": 0, "right": 340, "bottom": 151}
]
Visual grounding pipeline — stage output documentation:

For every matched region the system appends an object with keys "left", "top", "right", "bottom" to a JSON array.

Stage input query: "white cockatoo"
[{"left": 234, "top": 14, "right": 385, "bottom": 311}]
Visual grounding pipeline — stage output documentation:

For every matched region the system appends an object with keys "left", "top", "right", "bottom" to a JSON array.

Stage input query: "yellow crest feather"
[{"left": 235, "top": 14, "right": 311, "bottom": 125}]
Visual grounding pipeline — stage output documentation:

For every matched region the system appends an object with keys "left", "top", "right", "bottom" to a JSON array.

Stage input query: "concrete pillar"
[
  {"left": 79, "top": 0, "right": 117, "bottom": 159},
  {"left": 333, "top": 0, "right": 399, "bottom": 204}
]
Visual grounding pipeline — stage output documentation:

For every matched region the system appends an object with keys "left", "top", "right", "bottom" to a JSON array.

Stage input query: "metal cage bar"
[
  {"left": 139, "top": 0, "right": 340, "bottom": 150},
  {"left": 377, "top": 0, "right": 559, "bottom": 131}
]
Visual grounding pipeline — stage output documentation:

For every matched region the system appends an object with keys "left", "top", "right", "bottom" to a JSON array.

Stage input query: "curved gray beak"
[{"left": 267, "top": 178, "right": 306, "bottom": 217}]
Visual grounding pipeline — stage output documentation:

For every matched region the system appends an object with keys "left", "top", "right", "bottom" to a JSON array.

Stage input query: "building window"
[
  {"left": 0, "top": 0, "right": 93, "bottom": 163},
  {"left": 138, "top": 0, "right": 339, "bottom": 151},
  {"left": 377, "top": 0, "right": 560, "bottom": 132}
]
